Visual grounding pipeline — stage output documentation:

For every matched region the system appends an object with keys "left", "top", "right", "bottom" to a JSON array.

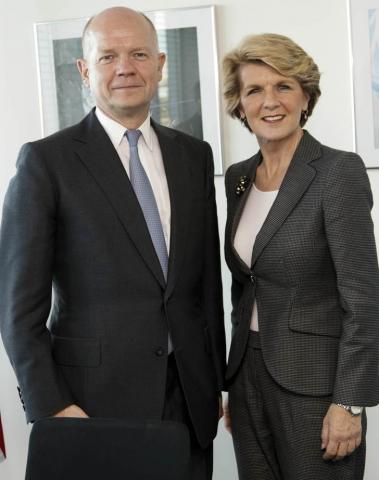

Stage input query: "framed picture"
[
  {"left": 35, "top": 6, "right": 223, "bottom": 174},
  {"left": 350, "top": 0, "right": 379, "bottom": 168}
]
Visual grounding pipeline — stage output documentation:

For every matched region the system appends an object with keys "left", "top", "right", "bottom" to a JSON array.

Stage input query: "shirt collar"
[{"left": 95, "top": 107, "right": 153, "bottom": 151}]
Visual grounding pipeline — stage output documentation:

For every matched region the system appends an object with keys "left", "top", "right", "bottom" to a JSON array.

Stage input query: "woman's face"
[{"left": 238, "top": 62, "right": 309, "bottom": 146}]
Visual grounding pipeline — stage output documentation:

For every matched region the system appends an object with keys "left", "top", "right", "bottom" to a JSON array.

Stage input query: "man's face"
[{"left": 77, "top": 12, "right": 165, "bottom": 127}]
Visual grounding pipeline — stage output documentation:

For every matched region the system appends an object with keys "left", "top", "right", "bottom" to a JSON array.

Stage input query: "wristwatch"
[{"left": 336, "top": 404, "right": 363, "bottom": 416}]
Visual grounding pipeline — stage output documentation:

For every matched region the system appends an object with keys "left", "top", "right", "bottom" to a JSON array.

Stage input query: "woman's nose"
[{"left": 262, "top": 89, "right": 279, "bottom": 109}]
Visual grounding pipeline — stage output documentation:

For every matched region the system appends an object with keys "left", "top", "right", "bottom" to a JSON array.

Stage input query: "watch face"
[{"left": 351, "top": 406, "right": 363, "bottom": 415}]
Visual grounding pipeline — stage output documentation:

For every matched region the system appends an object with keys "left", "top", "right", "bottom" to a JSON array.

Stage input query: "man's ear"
[
  {"left": 77, "top": 59, "right": 90, "bottom": 88},
  {"left": 157, "top": 52, "right": 166, "bottom": 80}
]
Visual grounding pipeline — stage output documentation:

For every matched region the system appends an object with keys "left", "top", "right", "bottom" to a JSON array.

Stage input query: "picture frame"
[
  {"left": 35, "top": 5, "right": 223, "bottom": 174},
  {"left": 349, "top": 0, "right": 379, "bottom": 168}
]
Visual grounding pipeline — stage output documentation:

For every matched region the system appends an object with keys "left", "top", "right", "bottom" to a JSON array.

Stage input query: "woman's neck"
[{"left": 255, "top": 129, "right": 303, "bottom": 191}]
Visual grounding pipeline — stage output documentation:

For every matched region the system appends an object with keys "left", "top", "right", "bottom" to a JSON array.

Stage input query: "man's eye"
[
  {"left": 98, "top": 55, "right": 114, "bottom": 64},
  {"left": 133, "top": 52, "right": 148, "bottom": 59}
]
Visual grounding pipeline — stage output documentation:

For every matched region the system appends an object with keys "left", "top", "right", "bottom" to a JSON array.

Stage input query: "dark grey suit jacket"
[
  {"left": 0, "top": 110, "right": 226, "bottom": 448},
  {"left": 225, "top": 131, "right": 379, "bottom": 406}
]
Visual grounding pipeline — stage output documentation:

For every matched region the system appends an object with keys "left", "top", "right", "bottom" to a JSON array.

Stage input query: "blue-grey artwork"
[{"left": 369, "top": 9, "right": 379, "bottom": 148}]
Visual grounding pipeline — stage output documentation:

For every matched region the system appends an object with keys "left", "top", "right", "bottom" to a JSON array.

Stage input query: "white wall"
[{"left": 0, "top": 0, "right": 379, "bottom": 479}]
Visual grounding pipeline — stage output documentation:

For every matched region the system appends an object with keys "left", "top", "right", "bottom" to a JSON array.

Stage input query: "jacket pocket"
[
  {"left": 288, "top": 282, "right": 342, "bottom": 339},
  {"left": 289, "top": 307, "right": 342, "bottom": 338},
  {"left": 51, "top": 335, "right": 101, "bottom": 367}
]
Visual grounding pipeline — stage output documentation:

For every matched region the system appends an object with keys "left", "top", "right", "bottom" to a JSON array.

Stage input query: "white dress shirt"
[
  {"left": 95, "top": 108, "right": 171, "bottom": 253},
  {"left": 234, "top": 183, "right": 278, "bottom": 331}
]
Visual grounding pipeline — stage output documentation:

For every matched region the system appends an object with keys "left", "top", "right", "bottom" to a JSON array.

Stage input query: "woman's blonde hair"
[{"left": 223, "top": 33, "right": 321, "bottom": 128}]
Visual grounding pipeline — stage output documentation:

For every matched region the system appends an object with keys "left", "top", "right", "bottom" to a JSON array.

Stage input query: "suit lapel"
[
  {"left": 250, "top": 132, "right": 320, "bottom": 266},
  {"left": 72, "top": 111, "right": 166, "bottom": 288},
  {"left": 152, "top": 121, "right": 191, "bottom": 300},
  {"left": 227, "top": 154, "right": 261, "bottom": 277}
]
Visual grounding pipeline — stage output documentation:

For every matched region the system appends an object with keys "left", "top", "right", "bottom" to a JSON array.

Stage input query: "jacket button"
[
  {"left": 250, "top": 275, "right": 256, "bottom": 284},
  {"left": 155, "top": 347, "right": 164, "bottom": 357}
]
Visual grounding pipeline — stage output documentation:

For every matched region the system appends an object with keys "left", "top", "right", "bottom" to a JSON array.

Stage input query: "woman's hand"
[{"left": 321, "top": 403, "right": 362, "bottom": 460}]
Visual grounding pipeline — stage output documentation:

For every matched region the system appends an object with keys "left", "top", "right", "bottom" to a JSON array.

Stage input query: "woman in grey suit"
[{"left": 222, "top": 33, "right": 379, "bottom": 480}]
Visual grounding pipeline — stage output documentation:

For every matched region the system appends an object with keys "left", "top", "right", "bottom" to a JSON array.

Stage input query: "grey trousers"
[
  {"left": 162, "top": 353, "right": 213, "bottom": 480},
  {"left": 229, "top": 331, "right": 366, "bottom": 480}
]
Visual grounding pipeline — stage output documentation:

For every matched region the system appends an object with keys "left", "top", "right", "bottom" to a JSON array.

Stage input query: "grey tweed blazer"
[{"left": 225, "top": 131, "right": 379, "bottom": 406}]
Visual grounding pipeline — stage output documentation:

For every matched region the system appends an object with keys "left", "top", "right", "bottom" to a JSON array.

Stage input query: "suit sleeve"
[
  {"left": 202, "top": 143, "right": 226, "bottom": 391},
  {"left": 323, "top": 152, "right": 379, "bottom": 406},
  {"left": 0, "top": 143, "right": 74, "bottom": 421}
]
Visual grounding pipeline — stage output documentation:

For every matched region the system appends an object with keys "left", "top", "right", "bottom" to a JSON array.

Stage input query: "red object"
[{"left": 0, "top": 415, "right": 6, "bottom": 461}]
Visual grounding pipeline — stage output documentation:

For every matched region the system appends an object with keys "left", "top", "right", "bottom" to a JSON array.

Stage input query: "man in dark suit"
[{"left": 0, "top": 7, "right": 225, "bottom": 479}]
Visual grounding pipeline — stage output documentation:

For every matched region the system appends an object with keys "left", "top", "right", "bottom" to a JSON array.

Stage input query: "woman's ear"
[{"left": 303, "top": 92, "right": 310, "bottom": 112}]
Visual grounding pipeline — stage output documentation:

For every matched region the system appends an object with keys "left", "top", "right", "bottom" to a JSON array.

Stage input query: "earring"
[{"left": 301, "top": 109, "right": 308, "bottom": 121}]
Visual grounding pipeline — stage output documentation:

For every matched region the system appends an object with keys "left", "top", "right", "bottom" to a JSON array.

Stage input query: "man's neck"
[{"left": 96, "top": 106, "right": 150, "bottom": 130}]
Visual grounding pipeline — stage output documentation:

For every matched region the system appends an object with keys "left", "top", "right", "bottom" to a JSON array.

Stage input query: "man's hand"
[
  {"left": 54, "top": 404, "right": 89, "bottom": 418},
  {"left": 218, "top": 395, "right": 224, "bottom": 420},
  {"left": 321, "top": 403, "right": 362, "bottom": 461},
  {"left": 223, "top": 400, "right": 232, "bottom": 434}
]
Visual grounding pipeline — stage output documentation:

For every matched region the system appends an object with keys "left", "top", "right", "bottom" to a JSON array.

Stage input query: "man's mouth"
[{"left": 112, "top": 85, "right": 143, "bottom": 90}]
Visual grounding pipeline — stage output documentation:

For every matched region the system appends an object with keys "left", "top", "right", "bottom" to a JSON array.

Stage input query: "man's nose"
[{"left": 115, "top": 55, "right": 136, "bottom": 75}]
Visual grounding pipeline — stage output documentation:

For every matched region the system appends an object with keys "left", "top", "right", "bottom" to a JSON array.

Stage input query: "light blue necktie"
[{"left": 125, "top": 129, "right": 169, "bottom": 282}]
